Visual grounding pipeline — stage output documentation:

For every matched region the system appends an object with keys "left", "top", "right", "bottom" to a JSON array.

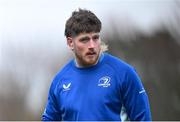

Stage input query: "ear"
[{"left": 67, "top": 37, "right": 74, "bottom": 50}]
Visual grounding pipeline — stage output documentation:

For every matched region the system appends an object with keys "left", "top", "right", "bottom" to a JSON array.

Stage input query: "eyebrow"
[
  {"left": 92, "top": 34, "right": 99, "bottom": 39},
  {"left": 79, "top": 34, "right": 100, "bottom": 42},
  {"left": 79, "top": 36, "right": 90, "bottom": 42}
]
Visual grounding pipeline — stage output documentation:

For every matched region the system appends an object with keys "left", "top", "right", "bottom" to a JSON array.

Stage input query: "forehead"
[{"left": 75, "top": 32, "right": 100, "bottom": 39}]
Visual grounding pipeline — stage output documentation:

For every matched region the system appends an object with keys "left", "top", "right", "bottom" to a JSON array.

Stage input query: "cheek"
[
  {"left": 74, "top": 44, "right": 86, "bottom": 53},
  {"left": 96, "top": 42, "right": 101, "bottom": 49}
]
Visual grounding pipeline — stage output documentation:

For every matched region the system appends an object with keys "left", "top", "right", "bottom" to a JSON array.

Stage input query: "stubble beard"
[{"left": 75, "top": 50, "right": 100, "bottom": 67}]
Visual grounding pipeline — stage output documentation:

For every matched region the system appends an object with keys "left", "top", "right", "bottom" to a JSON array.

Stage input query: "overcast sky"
[{"left": 0, "top": 0, "right": 175, "bottom": 46}]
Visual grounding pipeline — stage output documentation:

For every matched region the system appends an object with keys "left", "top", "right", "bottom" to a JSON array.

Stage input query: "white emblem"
[
  {"left": 63, "top": 83, "right": 71, "bottom": 91},
  {"left": 98, "top": 76, "right": 111, "bottom": 87},
  {"left": 139, "top": 88, "right": 145, "bottom": 94}
]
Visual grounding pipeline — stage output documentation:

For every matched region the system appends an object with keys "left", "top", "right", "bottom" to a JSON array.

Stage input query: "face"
[{"left": 67, "top": 32, "right": 101, "bottom": 67}]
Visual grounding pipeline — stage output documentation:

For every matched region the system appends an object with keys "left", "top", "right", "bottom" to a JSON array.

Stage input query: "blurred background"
[{"left": 0, "top": 0, "right": 180, "bottom": 120}]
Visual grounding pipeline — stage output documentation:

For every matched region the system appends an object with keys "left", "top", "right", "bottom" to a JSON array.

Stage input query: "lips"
[{"left": 86, "top": 52, "right": 96, "bottom": 55}]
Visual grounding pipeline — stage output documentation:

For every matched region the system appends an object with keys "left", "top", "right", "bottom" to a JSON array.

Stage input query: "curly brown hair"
[{"left": 64, "top": 8, "right": 102, "bottom": 38}]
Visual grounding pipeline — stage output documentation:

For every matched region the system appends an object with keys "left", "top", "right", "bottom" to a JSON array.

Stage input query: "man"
[{"left": 42, "top": 8, "right": 151, "bottom": 121}]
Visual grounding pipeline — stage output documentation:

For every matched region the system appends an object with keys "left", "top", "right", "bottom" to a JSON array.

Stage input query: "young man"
[{"left": 42, "top": 9, "right": 152, "bottom": 121}]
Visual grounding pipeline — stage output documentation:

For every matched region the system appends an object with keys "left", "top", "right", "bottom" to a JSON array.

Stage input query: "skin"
[{"left": 67, "top": 32, "right": 101, "bottom": 67}]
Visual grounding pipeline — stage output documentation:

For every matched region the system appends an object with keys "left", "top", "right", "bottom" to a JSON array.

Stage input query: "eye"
[
  {"left": 92, "top": 35, "right": 99, "bottom": 41},
  {"left": 79, "top": 37, "right": 90, "bottom": 43}
]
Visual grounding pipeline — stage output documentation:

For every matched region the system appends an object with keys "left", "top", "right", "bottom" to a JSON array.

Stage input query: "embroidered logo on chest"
[
  {"left": 63, "top": 83, "right": 71, "bottom": 91},
  {"left": 98, "top": 76, "right": 111, "bottom": 87}
]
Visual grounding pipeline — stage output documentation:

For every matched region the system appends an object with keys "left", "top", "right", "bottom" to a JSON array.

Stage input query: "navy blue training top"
[{"left": 42, "top": 53, "right": 151, "bottom": 121}]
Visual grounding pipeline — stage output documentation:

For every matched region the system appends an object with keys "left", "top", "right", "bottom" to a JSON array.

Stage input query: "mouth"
[{"left": 86, "top": 52, "right": 97, "bottom": 56}]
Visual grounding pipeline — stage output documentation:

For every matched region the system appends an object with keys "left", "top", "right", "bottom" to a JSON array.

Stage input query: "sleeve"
[
  {"left": 41, "top": 77, "right": 62, "bottom": 121},
  {"left": 121, "top": 67, "right": 152, "bottom": 121}
]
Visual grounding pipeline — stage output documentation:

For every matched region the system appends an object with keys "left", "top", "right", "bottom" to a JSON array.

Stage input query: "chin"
[
  {"left": 85, "top": 59, "right": 98, "bottom": 66},
  {"left": 82, "top": 54, "right": 100, "bottom": 66}
]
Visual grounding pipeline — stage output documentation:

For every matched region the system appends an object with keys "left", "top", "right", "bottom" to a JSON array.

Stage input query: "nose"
[{"left": 88, "top": 39, "right": 95, "bottom": 49}]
